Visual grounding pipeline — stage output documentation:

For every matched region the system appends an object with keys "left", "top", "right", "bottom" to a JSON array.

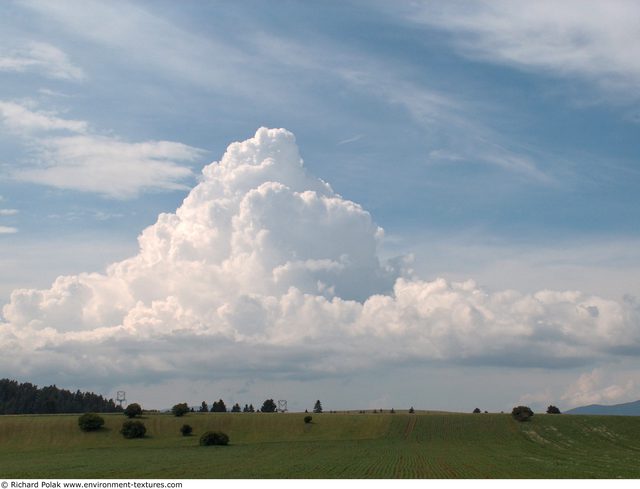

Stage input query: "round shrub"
[
  {"left": 180, "top": 424, "right": 193, "bottom": 436},
  {"left": 120, "top": 420, "right": 146, "bottom": 438},
  {"left": 512, "top": 405, "right": 534, "bottom": 422},
  {"left": 304, "top": 415, "right": 312, "bottom": 424},
  {"left": 199, "top": 431, "right": 229, "bottom": 446},
  {"left": 78, "top": 413, "right": 105, "bottom": 432}
]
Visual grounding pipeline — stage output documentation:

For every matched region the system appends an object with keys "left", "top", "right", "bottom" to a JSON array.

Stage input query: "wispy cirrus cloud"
[
  {"left": 0, "top": 41, "right": 85, "bottom": 81},
  {"left": 0, "top": 196, "right": 18, "bottom": 235},
  {"left": 336, "top": 65, "right": 552, "bottom": 183},
  {"left": 19, "top": 0, "right": 261, "bottom": 98},
  {"left": 20, "top": 1, "right": 553, "bottom": 183},
  {"left": 244, "top": 28, "right": 554, "bottom": 183},
  {"left": 0, "top": 101, "right": 88, "bottom": 134},
  {"left": 14, "top": 135, "right": 201, "bottom": 198},
  {"left": 0, "top": 101, "right": 204, "bottom": 199},
  {"left": 390, "top": 0, "right": 640, "bottom": 100}
]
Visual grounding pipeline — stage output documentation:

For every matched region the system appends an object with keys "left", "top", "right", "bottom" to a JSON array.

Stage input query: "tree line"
[
  {"left": 194, "top": 399, "right": 275, "bottom": 413},
  {"left": 0, "top": 378, "right": 122, "bottom": 415}
]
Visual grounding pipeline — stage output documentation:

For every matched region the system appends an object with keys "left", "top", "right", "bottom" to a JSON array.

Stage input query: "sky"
[{"left": 1, "top": 0, "right": 640, "bottom": 413}]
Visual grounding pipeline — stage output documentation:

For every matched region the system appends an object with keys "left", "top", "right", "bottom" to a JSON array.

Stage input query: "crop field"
[{"left": 2, "top": 411, "right": 640, "bottom": 478}]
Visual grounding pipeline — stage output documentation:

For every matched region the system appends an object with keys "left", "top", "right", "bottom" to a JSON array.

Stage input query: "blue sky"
[{"left": 1, "top": 1, "right": 640, "bottom": 412}]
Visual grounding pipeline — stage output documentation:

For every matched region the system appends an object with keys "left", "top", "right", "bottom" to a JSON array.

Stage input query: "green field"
[{"left": 2, "top": 411, "right": 640, "bottom": 478}]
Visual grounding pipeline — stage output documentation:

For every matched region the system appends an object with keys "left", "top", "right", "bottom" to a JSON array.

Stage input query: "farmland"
[{"left": 2, "top": 411, "right": 640, "bottom": 478}]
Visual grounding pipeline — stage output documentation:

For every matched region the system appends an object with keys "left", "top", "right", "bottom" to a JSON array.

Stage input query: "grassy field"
[{"left": 2, "top": 411, "right": 640, "bottom": 478}]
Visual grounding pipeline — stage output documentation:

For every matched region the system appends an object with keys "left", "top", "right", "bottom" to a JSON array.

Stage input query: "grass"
[{"left": 2, "top": 411, "right": 640, "bottom": 478}]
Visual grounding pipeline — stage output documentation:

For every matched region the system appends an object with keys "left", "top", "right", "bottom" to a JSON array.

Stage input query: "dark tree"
[
  {"left": 124, "top": 403, "right": 142, "bottom": 418},
  {"left": 249, "top": 403, "right": 255, "bottom": 413},
  {"left": 231, "top": 403, "right": 241, "bottom": 413},
  {"left": 313, "top": 400, "right": 323, "bottom": 414},
  {"left": 180, "top": 424, "right": 193, "bottom": 436},
  {"left": 304, "top": 415, "right": 313, "bottom": 424},
  {"left": 44, "top": 399, "right": 57, "bottom": 413},
  {"left": 546, "top": 405, "right": 561, "bottom": 414},
  {"left": 409, "top": 407, "right": 415, "bottom": 414},
  {"left": 390, "top": 408, "right": 395, "bottom": 414},
  {"left": 261, "top": 399, "right": 277, "bottom": 413},
  {"left": 171, "top": 402, "right": 190, "bottom": 417},
  {"left": 199, "top": 401, "right": 209, "bottom": 413},
  {"left": 512, "top": 405, "right": 534, "bottom": 422},
  {"left": 473, "top": 408, "right": 481, "bottom": 414},
  {"left": 78, "top": 413, "right": 105, "bottom": 432},
  {"left": 120, "top": 420, "right": 146, "bottom": 438},
  {"left": 211, "top": 399, "right": 227, "bottom": 413},
  {"left": 243, "top": 404, "right": 249, "bottom": 413}
]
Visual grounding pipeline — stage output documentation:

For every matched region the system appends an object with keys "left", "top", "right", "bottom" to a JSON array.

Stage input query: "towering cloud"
[{"left": 1, "top": 128, "right": 639, "bottom": 386}]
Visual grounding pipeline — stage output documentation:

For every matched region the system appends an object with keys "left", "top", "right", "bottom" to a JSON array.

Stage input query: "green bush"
[
  {"left": 120, "top": 420, "right": 146, "bottom": 438},
  {"left": 78, "top": 413, "right": 105, "bottom": 432},
  {"left": 512, "top": 405, "right": 534, "bottom": 422},
  {"left": 180, "top": 424, "right": 193, "bottom": 436},
  {"left": 199, "top": 431, "right": 229, "bottom": 446},
  {"left": 304, "top": 415, "right": 312, "bottom": 424}
]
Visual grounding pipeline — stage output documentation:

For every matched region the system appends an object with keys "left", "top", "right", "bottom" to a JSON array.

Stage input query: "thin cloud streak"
[
  {"left": 0, "top": 101, "right": 88, "bottom": 134},
  {"left": 19, "top": 0, "right": 278, "bottom": 101},
  {"left": 250, "top": 29, "right": 554, "bottom": 183},
  {"left": 0, "top": 41, "right": 85, "bottom": 81},
  {"left": 392, "top": 0, "right": 640, "bottom": 100},
  {"left": 0, "top": 101, "right": 204, "bottom": 199},
  {"left": 22, "top": 0, "right": 553, "bottom": 183}
]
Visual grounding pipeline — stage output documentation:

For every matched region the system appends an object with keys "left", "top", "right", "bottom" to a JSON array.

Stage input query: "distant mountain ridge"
[{"left": 565, "top": 399, "right": 640, "bottom": 416}]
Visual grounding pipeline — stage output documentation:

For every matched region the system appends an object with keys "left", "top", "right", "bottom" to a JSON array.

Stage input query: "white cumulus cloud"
[
  {"left": 561, "top": 368, "right": 636, "bottom": 408},
  {"left": 1, "top": 128, "right": 639, "bottom": 387}
]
